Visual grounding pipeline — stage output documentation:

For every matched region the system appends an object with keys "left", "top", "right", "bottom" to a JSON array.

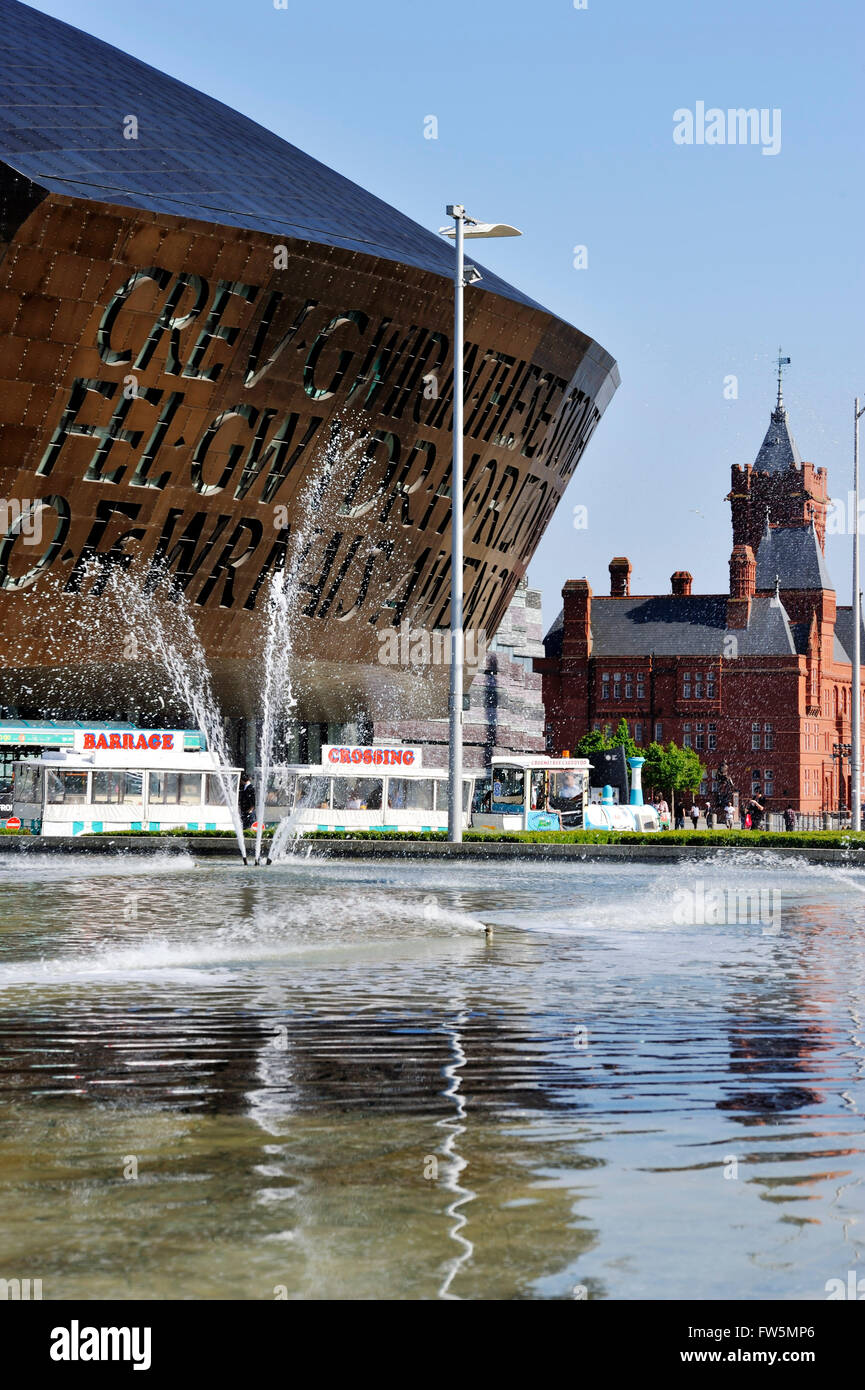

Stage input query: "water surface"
[{"left": 0, "top": 850, "right": 863, "bottom": 1299}]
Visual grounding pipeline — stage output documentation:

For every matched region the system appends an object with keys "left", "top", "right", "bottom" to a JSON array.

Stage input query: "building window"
[
  {"left": 764, "top": 769, "right": 774, "bottom": 798},
  {"left": 683, "top": 722, "right": 692, "bottom": 748},
  {"left": 708, "top": 722, "right": 717, "bottom": 751},
  {"left": 694, "top": 673, "right": 703, "bottom": 700},
  {"left": 764, "top": 723, "right": 774, "bottom": 750},
  {"left": 752, "top": 732, "right": 761, "bottom": 750},
  {"left": 636, "top": 674, "right": 645, "bottom": 699},
  {"left": 695, "top": 721, "right": 704, "bottom": 751},
  {"left": 706, "top": 675, "right": 716, "bottom": 698},
  {"left": 601, "top": 673, "right": 610, "bottom": 701},
  {"left": 613, "top": 673, "right": 621, "bottom": 699},
  {"left": 682, "top": 670, "right": 691, "bottom": 699},
  {"left": 625, "top": 676, "right": 633, "bottom": 700},
  {"left": 655, "top": 721, "right": 663, "bottom": 742},
  {"left": 635, "top": 722, "right": 643, "bottom": 744},
  {"left": 593, "top": 721, "right": 600, "bottom": 732}
]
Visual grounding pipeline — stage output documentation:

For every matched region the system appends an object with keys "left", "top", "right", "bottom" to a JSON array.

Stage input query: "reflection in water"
[
  {"left": 438, "top": 1010, "right": 475, "bottom": 1299},
  {"left": 0, "top": 852, "right": 863, "bottom": 1298}
]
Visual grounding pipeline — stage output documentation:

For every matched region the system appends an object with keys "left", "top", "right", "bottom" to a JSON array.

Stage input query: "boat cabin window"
[
  {"left": 295, "top": 775, "right": 331, "bottom": 810},
  {"left": 46, "top": 770, "right": 88, "bottom": 804},
  {"left": 548, "top": 770, "right": 583, "bottom": 810},
  {"left": 205, "top": 773, "right": 239, "bottom": 806},
  {"left": 491, "top": 767, "right": 524, "bottom": 813},
  {"left": 148, "top": 771, "right": 202, "bottom": 805},
  {"left": 91, "top": 770, "right": 143, "bottom": 805},
  {"left": 14, "top": 764, "right": 42, "bottom": 803},
  {"left": 332, "top": 778, "right": 382, "bottom": 811},
  {"left": 387, "top": 777, "right": 434, "bottom": 811}
]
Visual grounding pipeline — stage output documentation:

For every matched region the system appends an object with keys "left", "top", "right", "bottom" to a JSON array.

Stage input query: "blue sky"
[{"left": 27, "top": 0, "right": 865, "bottom": 625}]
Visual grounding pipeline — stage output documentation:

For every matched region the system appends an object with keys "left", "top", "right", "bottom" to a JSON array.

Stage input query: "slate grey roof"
[
  {"left": 753, "top": 405, "right": 803, "bottom": 473},
  {"left": 0, "top": 0, "right": 544, "bottom": 313},
  {"left": 754, "top": 523, "right": 833, "bottom": 592},
  {"left": 834, "top": 606, "right": 865, "bottom": 666},
  {"left": 543, "top": 593, "right": 798, "bottom": 660}
]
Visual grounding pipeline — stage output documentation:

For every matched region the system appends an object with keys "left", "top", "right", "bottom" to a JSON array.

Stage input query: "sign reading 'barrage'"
[
  {"left": 78, "top": 731, "right": 176, "bottom": 751},
  {"left": 323, "top": 744, "right": 420, "bottom": 768}
]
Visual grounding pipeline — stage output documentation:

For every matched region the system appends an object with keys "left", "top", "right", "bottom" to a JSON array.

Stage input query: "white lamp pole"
[
  {"left": 439, "top": 208, "right": 521, "bottom": 842},
  {"left": 853, "top": 398, "right": 864, "bottom": 831}
]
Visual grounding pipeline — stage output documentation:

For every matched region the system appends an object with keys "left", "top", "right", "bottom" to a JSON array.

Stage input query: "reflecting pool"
[{"left": 0, "top": 850, "right": 863, "bottom": 1299}]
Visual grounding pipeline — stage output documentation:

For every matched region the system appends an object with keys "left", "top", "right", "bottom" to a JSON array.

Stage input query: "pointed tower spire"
[{"left": 754, "top": 352, "right": 800, "bottom": 473}]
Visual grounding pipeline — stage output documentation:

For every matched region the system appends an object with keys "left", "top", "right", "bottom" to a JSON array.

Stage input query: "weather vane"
[{"left": 776, "top": 347, "right": 791, "bottom": 409}]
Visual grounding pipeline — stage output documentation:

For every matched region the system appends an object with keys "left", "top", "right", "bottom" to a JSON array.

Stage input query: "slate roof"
[
  {"left": 834, "top": 606, "right": 865, "bottom": 666},
  {"left": 754, "top": 522, "right": 833, "bottom": 591},
  {"left": 543, "top": 592, "right": 799, "bottom": 660},
  {"left": 0, "top": 0, "right": 560, "bottom": 317},
  {"left": 753, "top": 405, "right": 803, "bottom": 473}
]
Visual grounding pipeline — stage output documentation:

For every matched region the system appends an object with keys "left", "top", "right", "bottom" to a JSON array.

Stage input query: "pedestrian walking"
[
  {"left": 689, "top": 802, "right": 700, "bottom": 830},
  {"left": 238, "top": 774, "right": 256, "bottom": 830},
  {"left": 783, "top": 805, "right": 796, "bottom": 832}
]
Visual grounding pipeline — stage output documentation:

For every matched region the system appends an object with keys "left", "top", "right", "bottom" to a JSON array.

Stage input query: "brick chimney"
[
  {"left": 671, "top": 570, "right": 692, "bottom": 596},
  {"left": 727, "top": 544, "right": 756, "bottom": 628},
  {"left": 609, "top": 556, "right": 631, "bottom": 597},
  {"left": 562, "top": 578, "right": 592, "bottom": 659}
]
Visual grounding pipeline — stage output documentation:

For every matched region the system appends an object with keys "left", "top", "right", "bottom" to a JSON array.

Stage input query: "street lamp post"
[
  {"left": 853, "top": 399, "right": 865, "bottom": 831},
  {"left": 833, "top": 741, "right": 852, "bottom": 826},
  {"left": 439, "top": 207, "right": 521, "bottom": 842}
]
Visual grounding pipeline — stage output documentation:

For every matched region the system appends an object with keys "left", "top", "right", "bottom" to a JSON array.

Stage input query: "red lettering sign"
[
  {"left": 403, "top": 750, "right": 415, "bottom": 766},
  {"left": 148, "top": 734, "right": 161, "bottom": 749},
  {"left": 391, "top": 751, "right": 403, "bottom": 765},
  {"left": 351, "top": 750, "right": 362, "bottom": 763},
  {"left": 162, "top": 733, "right": 174, "bottom": 749},
  {"left": 83, "top": 734, "right": 95, "bottom": 749},
  {"left": 328, "top": 748, "right": 339, "bottom": 763},
  {"left": 121, "top": 733, "right": 133, "bottom": 749},
  {"left": 109, "top": 734, "right": 122, "bottom": 749},
  {"left": 340, "top": 750, "right": 351, "bottom": 763},
  {"left": 96, "top": 734, "right": 109, "bottom": 749},
  {"left": 135, "top": 735, "right": 148, "bottom": 750},
  {"left": 362, "top": 749, "right": 372, "bottom": 764}
]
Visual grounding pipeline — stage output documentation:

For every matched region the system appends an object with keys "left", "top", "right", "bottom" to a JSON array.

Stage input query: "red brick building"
[{"left": 537, "top": 387, "right": 864, "bottom": 815}]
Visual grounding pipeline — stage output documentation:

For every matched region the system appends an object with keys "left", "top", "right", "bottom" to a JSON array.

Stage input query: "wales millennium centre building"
[{"left": 0, "top": 0, "right": 618, "bottom": 745}]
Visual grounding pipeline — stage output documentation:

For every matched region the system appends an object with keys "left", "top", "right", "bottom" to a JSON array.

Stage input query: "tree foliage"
[{"left": 641, "top": 740, "right": 705, "bottom": 813}]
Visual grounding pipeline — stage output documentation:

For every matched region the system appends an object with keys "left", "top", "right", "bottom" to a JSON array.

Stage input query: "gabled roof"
[
  {"left": 543, "top": 592, "right": 798, "bottom": 660},
  {"left": 753, "top": 405, "right": 803, "bottom": 473},
  {"left": 834, "top": 606, "right": 865, "bottom": 666},
  {"left": 0, "top": 0, "right": 547, "bottom": 313},
  {"left": 754, "top": 522, "right": 833, "bottom": 592}
]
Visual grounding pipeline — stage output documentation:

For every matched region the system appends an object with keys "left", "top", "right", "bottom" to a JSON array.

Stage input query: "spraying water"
[
  {"left": 254, "top": 565, "right": 296, "bottom": 866},
  {"left": 107, "top": 563, "right": 249, "bottom": 863},
  {"left": 254, "top": 419, "right": 371, "bottom": 865}
]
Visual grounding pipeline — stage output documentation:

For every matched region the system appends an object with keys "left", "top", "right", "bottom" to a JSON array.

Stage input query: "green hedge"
[
  {"left": 0, "top": 827, "right": 30, "bottom": 835},
  {"left": 92, "top": 828, "right": 273, "bottom": 839},
  {"left": 301, "top": 828, "right": 865, "bottom": 848}
]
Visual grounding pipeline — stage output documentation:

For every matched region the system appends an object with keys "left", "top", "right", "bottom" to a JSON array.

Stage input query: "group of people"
[{"left": 651, "top": 794, "right": 797, "bottom": 832}]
